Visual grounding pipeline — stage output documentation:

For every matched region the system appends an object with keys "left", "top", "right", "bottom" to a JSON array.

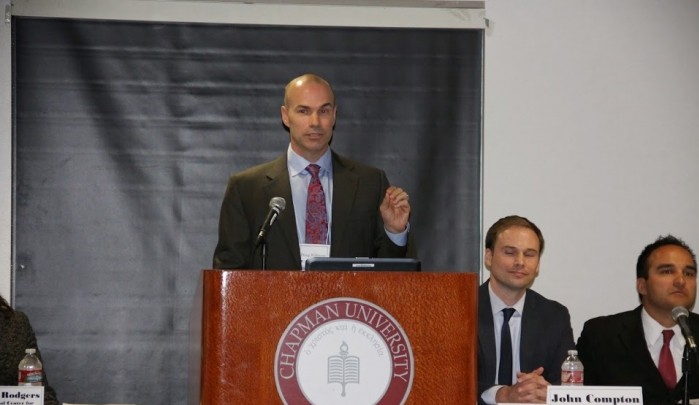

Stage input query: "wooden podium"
[{"left": 189, "top": 270, "right": 477, "bottom": 404}]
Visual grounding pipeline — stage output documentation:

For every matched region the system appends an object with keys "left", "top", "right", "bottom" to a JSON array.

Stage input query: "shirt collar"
[
  {"left": 287, "top": 144, "right": 332, "bottom": 177},
  {"left": 488, "top": 281, "right": 526, "bottom": 318},
  {"left": 641, "top": 306, "right": 681, "bottom": 347}
]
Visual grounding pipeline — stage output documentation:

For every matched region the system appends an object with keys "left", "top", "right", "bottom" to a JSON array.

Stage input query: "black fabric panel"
[{"left": 13, "top": 18, "right": 482, "bottom": 405}]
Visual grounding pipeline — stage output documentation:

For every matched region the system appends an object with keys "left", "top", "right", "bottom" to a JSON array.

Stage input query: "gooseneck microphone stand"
[
  {"left": 249, "top": 239, "right": 268, "bottom": 270},
  {"left": 261, "top": 242, "right": 268, "bottom": 270},
  {"left": 681, "top": 343, "right": 699, "bottom": 405},
  {"left": 250, "top": 197, "right": 286, "bottom": 271},
  {"left": 682, "top": 345, "right": 689, "bottom": 405}
]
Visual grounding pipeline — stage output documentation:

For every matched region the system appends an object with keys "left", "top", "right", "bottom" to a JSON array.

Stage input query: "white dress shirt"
[
  {"left": 481, "top": 284, "right": 526, "bottom": 404},
  {"left": 641, "top": 307, "right": 683, "bottom": 383}
]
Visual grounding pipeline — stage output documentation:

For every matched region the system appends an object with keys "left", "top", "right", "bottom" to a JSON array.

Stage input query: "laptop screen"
[{"left": 304, "top": 257, "right": 421, "bottom": 272}]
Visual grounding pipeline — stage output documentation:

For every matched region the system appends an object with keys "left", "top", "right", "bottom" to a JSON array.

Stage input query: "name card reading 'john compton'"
[
  {"left": 546, "top": 385, "right": 643, "bottom": 405},
  {"left": 0, "top": 386, "right": 44, "bottom": 405}
]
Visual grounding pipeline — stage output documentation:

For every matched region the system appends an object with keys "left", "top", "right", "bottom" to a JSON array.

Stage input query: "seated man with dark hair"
[{"left": 577, "top": 235, "right": 699, "bottom": 405}]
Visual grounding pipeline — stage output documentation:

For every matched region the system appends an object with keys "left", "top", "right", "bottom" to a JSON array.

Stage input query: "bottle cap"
[
  {"left": 25, "top": 348, "right": 36, "bottom": 354},
  {"left": 567, "top": 349, "right": 577, "bottom": 355}
]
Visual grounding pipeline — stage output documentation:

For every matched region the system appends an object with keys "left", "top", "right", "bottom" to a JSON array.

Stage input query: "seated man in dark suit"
[
  {"left": 577, "top": 235, "right": 699, "bottom": 405},
  {"left": 478, "top": 215, "right": 575, "bottom": 404}
]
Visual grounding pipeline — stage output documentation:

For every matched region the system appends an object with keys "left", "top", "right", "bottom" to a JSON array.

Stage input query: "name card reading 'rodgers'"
[
  {"left": 0, "top": 386, "right": 44, "bottom": 405},
  {"left": 546, "top": 385, "right": 643, "bottom": 405}
]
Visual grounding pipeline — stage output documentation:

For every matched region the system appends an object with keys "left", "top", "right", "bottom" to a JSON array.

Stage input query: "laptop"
[{"left": 304, "top": 257, "right": 421, "bottom": 272}]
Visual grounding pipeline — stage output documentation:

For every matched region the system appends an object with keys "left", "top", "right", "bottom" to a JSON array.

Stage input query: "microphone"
[
  {"left": 255, "top": 197, "right": 286, "bottom": 246},
  {"left": 672, "top": 306, "right": 697, "bottom": 351}
]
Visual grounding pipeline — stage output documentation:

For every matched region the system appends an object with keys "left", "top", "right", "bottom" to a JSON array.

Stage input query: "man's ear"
[
  {"left": 484, "top": 248, "right": 493, "bottom": 270},
  {"left": 637, "top": 277, "right": 647, "bottom": 297},
  {"left": 280, "top": 105, "right": 289, "bottom": 127}
]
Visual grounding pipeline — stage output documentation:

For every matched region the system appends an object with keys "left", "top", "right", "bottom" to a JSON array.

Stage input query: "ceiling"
[{"left": 161, "top": 0, "right": 484, "bottom": 8}]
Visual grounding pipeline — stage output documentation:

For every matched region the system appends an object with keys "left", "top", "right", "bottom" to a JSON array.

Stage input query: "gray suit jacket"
[
  {"left": 477, "top": 280, "right": 575, "bottom": 404},
  {"left": 577, "top": 306, "right": 699, "bottom": 405},
  {"left": 213, "top": 151, "right": 412, "bottom": 269}
]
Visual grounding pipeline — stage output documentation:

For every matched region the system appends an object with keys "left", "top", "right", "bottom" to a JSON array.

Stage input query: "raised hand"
[{"left": 379, "top": 186, "right": 410, "bottom": 234}]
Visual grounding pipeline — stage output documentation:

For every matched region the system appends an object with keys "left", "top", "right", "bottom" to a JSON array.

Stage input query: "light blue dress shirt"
[
  {"left": 286, "top": 144, "right": 408, "bottom": 246},
  {"left": 287, "top": 146, "right": 333, "bottom": 245}
]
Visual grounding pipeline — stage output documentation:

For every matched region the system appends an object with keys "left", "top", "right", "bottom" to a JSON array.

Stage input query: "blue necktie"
[{"left": 498, "top": 307, "right": 516, "bottom": 385}]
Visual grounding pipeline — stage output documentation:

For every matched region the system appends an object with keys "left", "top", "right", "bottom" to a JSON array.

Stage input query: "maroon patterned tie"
[
  {"left": 305, "top": 164, "right": 328, "bottom": 244},
  {"left": 658, "top": 329, "right": 677, "bottom": 389}
]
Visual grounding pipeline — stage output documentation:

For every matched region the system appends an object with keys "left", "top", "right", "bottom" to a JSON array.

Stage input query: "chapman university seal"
[{"left": 275, "top": 297, "right": 414, "bottom": 404}]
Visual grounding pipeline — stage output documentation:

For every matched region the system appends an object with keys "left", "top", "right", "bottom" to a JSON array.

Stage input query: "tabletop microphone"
[
  {"left": 255, "top": 197, "right": 286, "bottom": 246},
  {"left": 672, "top": 306, "right": 697, "bottom": 351}
]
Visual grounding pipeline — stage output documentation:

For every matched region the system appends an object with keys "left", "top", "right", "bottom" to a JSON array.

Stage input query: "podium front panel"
[{"left": 190, "top": 270, "right": 477, "bottom": 404}]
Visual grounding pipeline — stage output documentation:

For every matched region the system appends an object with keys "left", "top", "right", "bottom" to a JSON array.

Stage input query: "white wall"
[
  {"left": 3, "top": 0, "right": 699, "bottom": 342},
  {"left": 482, "top": 0, "right": 699, "bottom": 339}
]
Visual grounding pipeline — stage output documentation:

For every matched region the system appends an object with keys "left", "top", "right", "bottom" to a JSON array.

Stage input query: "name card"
[
  {"left": 0, "top": 386, "right": 44, "bottom": 405},
  {"left": 547, "top": 385, "right": 643, "bottom": 405}
]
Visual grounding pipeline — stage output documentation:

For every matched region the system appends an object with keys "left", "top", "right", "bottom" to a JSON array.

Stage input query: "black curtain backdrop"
[{"left": 13, "top": 18, "right": 482, "bottom": 404}]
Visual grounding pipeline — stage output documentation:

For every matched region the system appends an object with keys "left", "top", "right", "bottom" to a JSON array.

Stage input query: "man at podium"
[
  {"left": 478, "top": 215, "right": 575, "bottom": 404},
  {"left": 213, "top": 73, "right": 414, "bottom": 270},
  {"left": 577, "top": 235, "right": 699, "bottom": 404}
]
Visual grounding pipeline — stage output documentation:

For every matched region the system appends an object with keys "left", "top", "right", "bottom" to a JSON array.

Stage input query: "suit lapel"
[
  {"left": 262, "top": 155, "right": 301, "bottom": 266},
  {"left": 329, "top": 152, "right": 359, "bottom": 255},
  {"left": 620, "top": 307, "right": 670, "bottom": 390},
  {"left": 520, "top": 291, "right": 539, "bottom": 372}
]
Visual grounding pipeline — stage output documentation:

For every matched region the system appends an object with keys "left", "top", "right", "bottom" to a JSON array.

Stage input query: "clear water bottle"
[
  {"left": 561, "top": 349, "right": 584, "bottom": 386},
  {"left": 18, "top": 348, "right": 43, "bottom": 386}
]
